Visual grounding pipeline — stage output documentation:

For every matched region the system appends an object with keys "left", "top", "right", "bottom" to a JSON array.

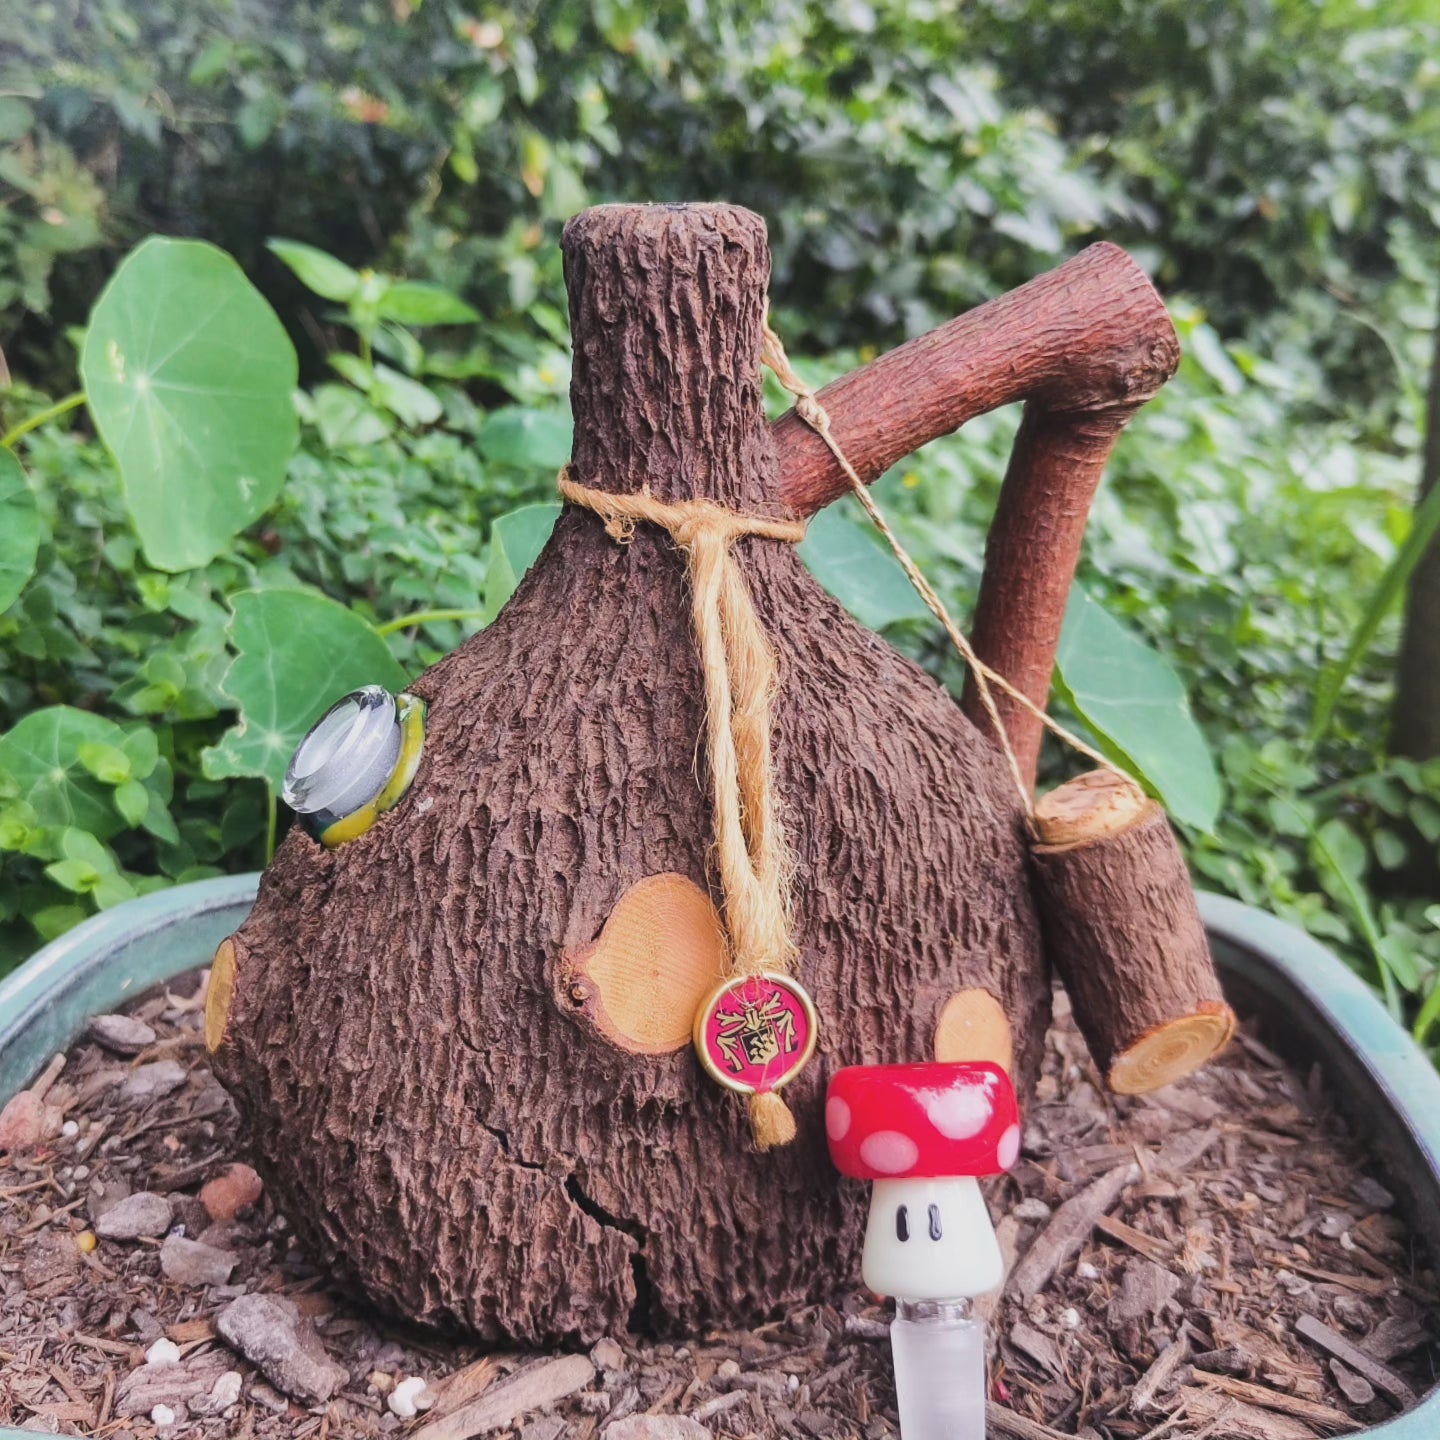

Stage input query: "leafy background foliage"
[{"left": 3, "top": 0, "right": 1440, "bottom": 1060}]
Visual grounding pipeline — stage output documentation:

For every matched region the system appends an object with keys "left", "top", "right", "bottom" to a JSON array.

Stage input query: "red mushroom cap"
[{"left": 825, "top": 1061, "right": 1020, "bottom": 1180}]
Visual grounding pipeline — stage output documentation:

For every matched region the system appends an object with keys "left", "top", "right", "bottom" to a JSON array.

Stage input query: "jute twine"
[
  {"left": 557, "top": 472, "right": 807, "bottom": 1147},
  {"left": 758, "top": 322, "right": 1143, "bottom": 832}
]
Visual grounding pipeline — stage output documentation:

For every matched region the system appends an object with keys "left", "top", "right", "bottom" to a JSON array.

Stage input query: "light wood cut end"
[
  {"left": 205, "top": 938, "right": 237, "bottom": 1054},
  {"left": 561, "top": 873, "right": 730, "bottom": 1055},
  {"left": 1107, "top": 1003, "right": 1237, "bottom": 1095},
  {"left": 1034, "top": 768, "right": 1158, "bottom": 852},
  {"left": 934, "top": 988, "right": 1014, "bottom": 1074}
]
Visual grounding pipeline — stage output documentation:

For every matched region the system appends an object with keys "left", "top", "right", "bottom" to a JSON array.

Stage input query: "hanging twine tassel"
[
  {"left": 558, "top": 472, "right": 812, "bottom": 1148},
  {"left": 748, "top": 1090, "right": 798, "bottom": 1148}
]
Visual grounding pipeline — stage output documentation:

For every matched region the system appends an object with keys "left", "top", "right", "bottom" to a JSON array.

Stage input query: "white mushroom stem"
[
  {"left": 861, "top": 1176, "right": 1004, "bottom": 1302},
  {"left": 860, "top": 1178, "right": 1000, "bottom": 1440}
]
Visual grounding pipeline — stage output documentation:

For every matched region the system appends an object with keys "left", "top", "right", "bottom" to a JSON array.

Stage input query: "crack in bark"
[{"left": 565, "top": 1174, "right": 654, "bottom": 1333}]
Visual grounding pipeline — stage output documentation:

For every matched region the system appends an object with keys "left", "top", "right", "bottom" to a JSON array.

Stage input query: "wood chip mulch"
[{"left": 0, "top": 974, "right": 1435, "bottom": 1439}]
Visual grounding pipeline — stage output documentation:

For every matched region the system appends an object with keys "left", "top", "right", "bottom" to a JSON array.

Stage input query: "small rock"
[
  {"left": 61, "top": 1119, "right": 79, "bottom": 1138},
  {"left": 1076, "top": 1261, "right": 1101, "bottom": 1281},
  {"left": 590, "top": 1337, "right": 627, "bottom": 1371},
  {"left": 129, "top": 1309, "right": 166, "bottom": 1345},
  {"left": 603, "top": 1418, "right": 711, "bottom": 1440},
  {"left": 1013, "top": 1197, "right": 1053, "bottom": 1222},
  {"left": 150, "top": 1404, "right": 176, "bottom": 1428},
  {"left": 210, "top": 1371, "right": 243, "bottom": 1409},
  {"left": 1331, "top": 1359, "right": 1376, "bottom": 1406},
  {"left": 160, "top": 1234, "right": 237, "bottom": 1287},
  {"left": 716, "top": 1359, "right": 742, "bottom": 1381},
  {"left": 146, "top": 1338, "right": 182, "bottom": 1367},
  {"left": 88, "top": 1013, "right": 158, "bottom": 1055},
  {"left": 216, "top": 1294, "right": 347, "bottom": 1403},
  {"left": 122, "top": 1060, "right": 187, "bottom": 1103},
  {"left": 88, "top": 1175, "right": 132, "bottom": 1224},
  {"left": 249, "top": 1382, "right": 290, "bottom": 1414},
  {"left": 170, "top": 1194, "right": 211, "bottom": 1238},
  {"left": 200, "top": 1162, "right": 263, "bottom": 1221},
  {"left": 96, "top": 1191, "right": 175, "bottom": 1241},
  {"left": 1109, "top": 1259, "right": 1181, "bottom": 1322},
  {"left": 0, "top": 1089, "right": 61, "bottom": 1151},
  {"left": 388, "top": 1375, "right": 435, "bottom": 1418}
]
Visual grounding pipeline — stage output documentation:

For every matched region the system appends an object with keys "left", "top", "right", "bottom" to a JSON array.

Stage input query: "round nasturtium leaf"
[
  {"left": 0, "top": 707, "right": 133, "bottom": 840},
  {"left": 203, "top": 589, "right": 408, "bottom": 793},
  {"left": 81, "top": 237, "right": 299, "bottom": 572},
  {"left": 0, "top": 448, "right": 39, "bottom": 613},
  {"left": 1053, "top": 587, "right": 1222, "bottom": 834}
]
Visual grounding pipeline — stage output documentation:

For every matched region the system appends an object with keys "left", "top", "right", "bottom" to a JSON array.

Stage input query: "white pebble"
[
  {"left": 388, "top": 1375, "right": 435, "bottom": 1418},
  {"left": 1076, "top": 1262, "right": 1100, "bottom": 1281},
  {"left": 146, "top": 1337, "right": 182, "bottom": 1367},
  {"left": 72, "top": 1164, "right": 89, "bottom": 1180},
  {"left": 61, "top": 1119, "right": 79, "bottom": 1138},
  {"left": 151, "top": 1404, "right": 176, "bottom": 1427},
  {"left": 1060, "top": 1307, "right": 1082, "bottom": 1328},
  {"left": 211, "top": 1370, "right": 243, "bottom": 1408}
]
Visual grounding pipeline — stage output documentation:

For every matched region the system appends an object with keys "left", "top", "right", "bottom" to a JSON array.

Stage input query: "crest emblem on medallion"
[{"left": 694, "top": 972, "right": 818, "bottom": 1098}]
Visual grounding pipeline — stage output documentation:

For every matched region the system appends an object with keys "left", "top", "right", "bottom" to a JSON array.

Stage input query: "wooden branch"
[
  {"left": 770, "top": 242, "right": 1179, "bottom": 783},
  {"left": 1031, "top": 771, "right": 1235, "bottom": 1093}
]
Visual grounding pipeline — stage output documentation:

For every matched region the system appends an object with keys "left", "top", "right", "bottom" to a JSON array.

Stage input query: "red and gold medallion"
[{"left": 694, "top": 972, "right": 818, "bottom": 1098}]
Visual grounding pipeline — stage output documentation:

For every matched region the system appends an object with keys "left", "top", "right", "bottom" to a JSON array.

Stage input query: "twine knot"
[{"left": 558, "top": 469, "right": 808, "bottom": 1149}]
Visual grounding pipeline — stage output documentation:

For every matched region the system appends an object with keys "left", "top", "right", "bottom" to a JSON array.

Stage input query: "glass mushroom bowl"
[{"left": 827, "top": 1061, "right": 1021, "bottom": 1440}]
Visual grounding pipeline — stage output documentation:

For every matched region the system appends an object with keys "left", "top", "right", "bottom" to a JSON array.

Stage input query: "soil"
[{"left": 0, "top": 971, "right": 1434, "bottom": 1439}]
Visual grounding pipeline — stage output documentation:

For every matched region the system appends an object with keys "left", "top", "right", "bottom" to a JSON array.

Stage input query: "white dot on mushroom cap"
[
  {"left": 826, "top": 1096, "right": 851, "bottom": 1141},
  {"left": 997, "top": 1122, "right": 1021, "bottom": 1170},
  {"left": 923, "top": 1086, "right": 993, "bottom": 1140},
  {"left": 859, "top": 1130, "right": 920, "bottom": 1175}
]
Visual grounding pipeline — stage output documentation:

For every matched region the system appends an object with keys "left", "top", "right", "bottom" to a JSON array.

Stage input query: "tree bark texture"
[
  {"left": 213, "top": 205, "right": 1050, "bottom": 1345},
  {"left": 771, "top": 242, "right": 1180, "bottom": 783},
  {"left": 1031, "top": 779, "right": 1233, "bottom": 1094},
  {"left": 1391, "top": 290, "right": 1440, "bottom": 760}
]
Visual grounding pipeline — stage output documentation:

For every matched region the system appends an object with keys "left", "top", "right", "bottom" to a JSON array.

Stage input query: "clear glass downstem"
[{"left": 890, "top": 1299, "right": 986, "bottom": 1440}]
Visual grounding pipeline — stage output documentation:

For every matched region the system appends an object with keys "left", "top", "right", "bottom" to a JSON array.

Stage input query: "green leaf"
[
  {"left": 0, "top": 707, "right": 132, "bottom": 839},
  {"left": 119, "top": 727, "right": 160, "bottom": 781},
  {"left": 266, "top": 238, "right": 361, "bottom": 302},
  {"left": 1376, "top": 934, "right": 1423, "bottom": 993},
  {"left": 33, "top": 904, "right": 87, "bottom": 940},
  {"left": 370, "top": 364, "right": 442, "bottom": 427},
  {"left": 311, "top": 384, "right": 391, "bottom": 448},
  {"left": 82, "top": 237, "right": 299, "bottom": 571},
  {"left": 1310, "top": 476, "right": 1440, "bottom": 744},
  {"left": 376, "top": 281, "right": 480, "bottom": 326},
  {"left": 78, "top": 741, "right": 132, "bottom": 784},
  {"left": 1053, "top": 587, "right": 1222, "bottom": 832},
  {"left": 483, "top": 505, "right": 560, "bottom": 619},
  {"left": 114, "top": 779, "right": 151, "bottom": 827},
  {"left": 476, "top": 406, "right": 573, "bottom": 470},
  {"left": 45, "top": 858, "right": 101, "bottom": 894},
  {"left": 798, "top": 508, "right": 931, "bottom": 631},
  {"left": 203, "top": 589, "right": 408, "bottom": 791},
  {"left": 0, "top": 449, "right": 39, "bottom": 613}
]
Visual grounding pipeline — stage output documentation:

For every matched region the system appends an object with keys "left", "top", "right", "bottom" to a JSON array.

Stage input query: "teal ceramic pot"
[{"left": 0, "top": 880, "right": 1434, "bottom": 1437}]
